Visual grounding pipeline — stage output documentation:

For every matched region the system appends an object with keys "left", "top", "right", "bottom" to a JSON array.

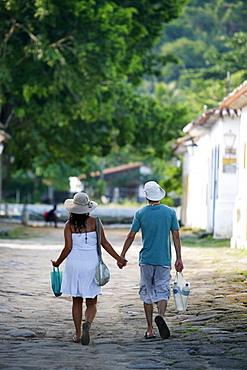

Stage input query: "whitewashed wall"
[
  {"left": 211, "top": 117, "right": 240, "bottom": 238},
  {"left": 231, "top": 106, "right": 247, "bottom": 249},
  {"left": 181, "top": 115, "right": 240, "bottom": 238},
  {"left": 182, "top": 135, "right": 209, "bottom": 230}
]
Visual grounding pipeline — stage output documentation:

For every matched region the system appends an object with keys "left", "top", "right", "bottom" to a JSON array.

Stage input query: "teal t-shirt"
[{"left": 131, "top": 204, "right": 179, "bottom": 266}]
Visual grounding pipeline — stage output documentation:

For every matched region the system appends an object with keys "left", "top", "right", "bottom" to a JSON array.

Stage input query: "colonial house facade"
[
  {"left": 220, "top": 81, "right": 247, "bottom": 250},
  {"left": 174, "top": 80, "right": 247, "bottom": 248},
  {"left": 173, "top": 90, "right": 244, "bottom": 240}
]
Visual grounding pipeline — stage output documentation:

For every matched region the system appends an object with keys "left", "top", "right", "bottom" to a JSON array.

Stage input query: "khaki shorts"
[{"left": 139, "top": 264, "right": 171, "bottom": 304}]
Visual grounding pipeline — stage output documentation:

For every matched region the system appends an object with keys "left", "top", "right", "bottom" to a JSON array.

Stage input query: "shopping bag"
[
  {"left": 175, "top": 271, "right": 187, "bottom": 290},
  {"left": 173, "top": 272, "right": 190, "bottom": 311},
  {"left": 50, "top": 267, "right": 62, "bottom": 297}
]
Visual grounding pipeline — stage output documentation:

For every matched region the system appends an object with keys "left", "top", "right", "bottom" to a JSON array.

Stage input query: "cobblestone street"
[{"left": 0, "top": 224, "right": 247, "bottom": 369}]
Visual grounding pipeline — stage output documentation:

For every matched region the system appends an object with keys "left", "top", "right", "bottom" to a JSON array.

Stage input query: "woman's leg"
[
  {"left": 85, "top": 296, "right": 97, "bottom": 324},
  {"left": 81, "top": 296, "right": 98, "bottom": 345},
  {"left": 72, "top": 297, "right": 83, "bottom": 338}
]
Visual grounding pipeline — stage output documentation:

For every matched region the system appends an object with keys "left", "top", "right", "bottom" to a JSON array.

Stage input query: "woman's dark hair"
[{"left": 69, "top": 213, "right": 89, "bottom": 233}]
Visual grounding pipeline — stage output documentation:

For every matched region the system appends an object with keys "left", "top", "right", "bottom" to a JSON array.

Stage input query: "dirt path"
[{"left": 0, "top": 224, "right": 247, "bottom": 369}]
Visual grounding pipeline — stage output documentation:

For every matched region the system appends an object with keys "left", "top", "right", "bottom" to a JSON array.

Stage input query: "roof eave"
[{"left": 220, "top": 80, "right": 247, "bottom": 109}]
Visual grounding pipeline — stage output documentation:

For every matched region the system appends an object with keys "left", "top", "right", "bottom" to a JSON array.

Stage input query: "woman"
[{"left": 51, "top": 192, "right": 127, "bottom": 345}]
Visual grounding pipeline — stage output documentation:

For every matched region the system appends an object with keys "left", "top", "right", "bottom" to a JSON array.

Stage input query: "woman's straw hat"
[{"left": 64, "top": 192, "right": 98, "bottom": 214}]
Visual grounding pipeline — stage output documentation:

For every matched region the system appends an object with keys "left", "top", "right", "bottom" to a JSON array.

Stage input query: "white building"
[
  {"left": 220, "top": 81, "right": 247, "bottom": 250},
  {"left": 173, "top": 106, "right": 241, "bottom": 239}
]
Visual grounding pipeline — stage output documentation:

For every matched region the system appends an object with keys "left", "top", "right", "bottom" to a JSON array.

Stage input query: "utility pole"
[{"left": 227, "top": 71, "right": 231, "bottom": 94}]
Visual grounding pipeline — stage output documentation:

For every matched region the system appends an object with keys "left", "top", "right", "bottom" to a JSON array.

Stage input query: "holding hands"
[{"left": 117, "top": 256, "right": 127, "bottom": 269}]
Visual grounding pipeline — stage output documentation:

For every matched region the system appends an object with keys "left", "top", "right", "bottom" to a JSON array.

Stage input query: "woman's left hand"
[{"left": 51, "top": 260, "right": 59, "bottom": 267}]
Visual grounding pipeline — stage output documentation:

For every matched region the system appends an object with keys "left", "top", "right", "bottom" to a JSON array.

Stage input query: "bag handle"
[
  {"left": 95, "top": 217, "right": 103, "bottom": 262},
  {"left": 175, "top": 271, "right": 184, "bottom": 283}
]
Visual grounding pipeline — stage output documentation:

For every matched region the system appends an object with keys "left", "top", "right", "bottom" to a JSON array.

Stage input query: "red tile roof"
[{"left": 78, "top": 162, "right": 145, "bottom": 179}]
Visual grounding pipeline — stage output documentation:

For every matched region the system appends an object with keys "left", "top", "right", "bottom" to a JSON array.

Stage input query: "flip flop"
[
  {"left": 73, "top": 335, "right": 81, "bottom": 343},
  {"left": 144, "top": 331, "right": 156, "bottom": 339},
  {"left": 81, "top": 321, "right": 91, "bottom": 345},
  {"left": 155, "top": 316, "right": 170, "bottom": 339}
]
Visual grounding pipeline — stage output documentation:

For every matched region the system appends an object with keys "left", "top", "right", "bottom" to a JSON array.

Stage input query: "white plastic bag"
[
  {"left": 175, "top": 271, "right": 186, "bottom": 290},
  {"left": 173, "top": 272, "right": 190, "bottom": 311}
]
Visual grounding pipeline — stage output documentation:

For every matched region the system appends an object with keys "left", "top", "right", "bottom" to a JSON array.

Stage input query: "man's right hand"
[{"left": 175, "top": 258, "right": 184, "bottom": 272}]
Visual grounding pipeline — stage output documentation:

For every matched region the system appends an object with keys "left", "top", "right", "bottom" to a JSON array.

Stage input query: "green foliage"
[
  {"left": 0, "top": 224, "right": 41, "bottom": 239},
  {"left": 159, "top": 162, "right": 182, "bottom": 206},
  {"left": 181, "top": 78, "right": 225, "bottom": 114},
  {"left": 91, "top": 179, "right": 107, "bottom": 202},
  {"left": 204, "top": 32, "right": 247, "bottom": 78},
  {"left": 152, "top": 0, "right": 247, "bottom": 118},
  {"left": 4, "top": 169, "right": 47, "bottom": 203},
  {"left": 0, "top": 0, "right": 188, "bottom": 185},
  {"left": 5, "top": 0, "right": 246, "bottom": 205},
  {"left": 181, "top": 234, "right": 231, "bottom": 248}
]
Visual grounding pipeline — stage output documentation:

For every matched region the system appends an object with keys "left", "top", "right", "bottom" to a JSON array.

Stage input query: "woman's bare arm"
[
  {"left": 100, "top": 223, "right": 127, "bottom": 266},
  {"left": 51, "top": 221, "right": 73, "bottom": 267}
]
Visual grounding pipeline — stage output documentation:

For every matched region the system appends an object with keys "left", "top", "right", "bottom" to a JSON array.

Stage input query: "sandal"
[
  {"left": 81, "top": 321, "right": 91, "bottom": 345},
  {"left": 155, "top": 315, "right": 170, "bottom": 339},
  {"left": 144, "top": 331, "right": 156, "bottom": 339},
  {"left": 73, "top": 335, "right": 81, "bottom": 343}
]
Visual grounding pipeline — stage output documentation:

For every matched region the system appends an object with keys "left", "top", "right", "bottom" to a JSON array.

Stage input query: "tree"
[
  {"left": 143, "top": 0, "right": 247, "bottom": 120},
  {"left": 0, "top": 0, "right": 188, "bottom": 177},
  {"left": 158, "top": 0, "right": 247, "bottom": 76},
  {"left": 202, "top": 32, "right": 247, "bottom": 80}
]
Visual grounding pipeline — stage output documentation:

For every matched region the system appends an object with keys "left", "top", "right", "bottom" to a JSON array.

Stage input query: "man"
[
  {"left": 44, "top": 205, "right": 58, "bottom": 228},
  {"left": 118, "top": 181, "right": 183, "bottom": 339}
]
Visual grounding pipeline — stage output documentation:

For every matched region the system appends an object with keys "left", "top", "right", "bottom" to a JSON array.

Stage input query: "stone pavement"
[{"left": 0, "top": 224, "right": 247, "bottom": 370}]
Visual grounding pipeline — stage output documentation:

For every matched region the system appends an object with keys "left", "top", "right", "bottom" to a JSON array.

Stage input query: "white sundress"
[{"left": 61, "top": 231, "right": 102, "bottom": 298}]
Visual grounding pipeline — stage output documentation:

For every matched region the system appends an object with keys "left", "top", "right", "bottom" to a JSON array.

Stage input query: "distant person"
[
  {"left": 44, "top": 205, "right": 58, "bottom": 227},
  {"left": 51, "top": 192, "right": 127, "bottom": 345},
  {"left": 118, "top": 181, "right": 183, "bottom": 340}
]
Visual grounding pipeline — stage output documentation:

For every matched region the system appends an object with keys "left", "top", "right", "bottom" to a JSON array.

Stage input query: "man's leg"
[
  {"left": 143, "top": 302, "right": 154, "bottom": 335},
  {"left": 139, "top": 265, "right": 156, "bottom": 337},
  {"left": 157, "top": 299, "right": 167, "bottom": 317},
  {"left": 154, "top": 267, "right": 170, "bottom": 339},
  {"left": 155, "top": 299, "right": 170, "bottom": 338},
  {"left": 54, "top": 216, "right": 58, "bottom": 228}
]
